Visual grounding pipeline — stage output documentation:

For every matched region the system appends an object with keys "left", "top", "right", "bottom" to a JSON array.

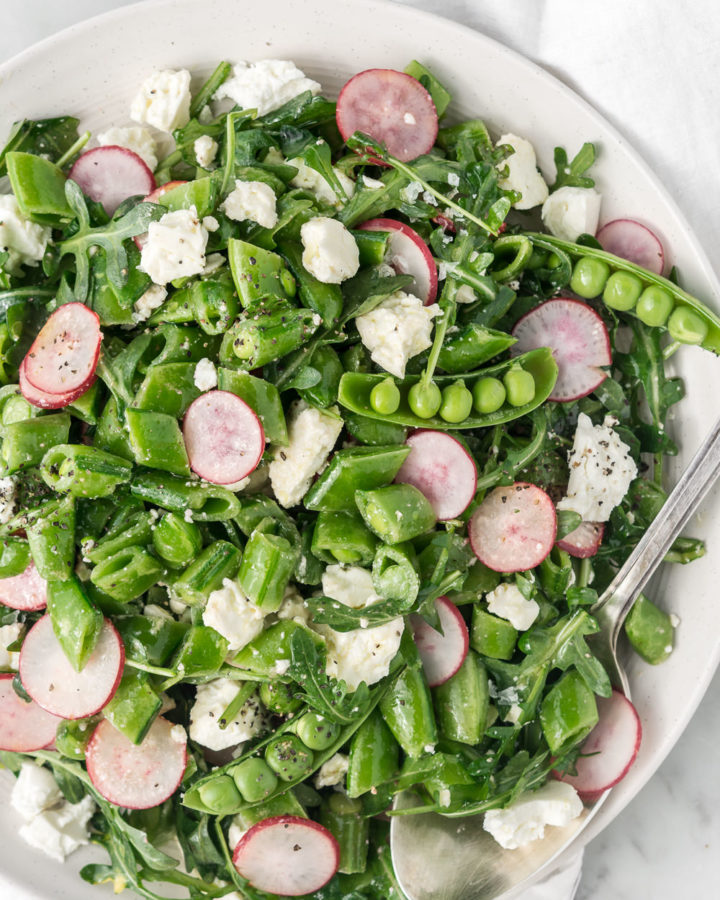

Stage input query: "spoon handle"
[{"left": 594, "top": 415, "right": 720, "bottom": 649}]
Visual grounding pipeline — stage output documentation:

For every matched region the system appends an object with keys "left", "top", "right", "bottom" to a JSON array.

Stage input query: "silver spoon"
[{"left": 391, "top": 414, "right": 720, "bottom": 900}]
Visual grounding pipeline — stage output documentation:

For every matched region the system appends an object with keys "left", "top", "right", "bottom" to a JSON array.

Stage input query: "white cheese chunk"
[
  {"left": 542, "top": 186, "right": 602, "bottom": 242},
  {"left": 321, "top": 565, "right": 381, "bottom": 609},
  {"left": 300, "top": 216, "right": 359, "bottom": 284},
  {"left": 288, "top": 157, "right": 355, "bottom": 208},
  {"left": 227, "top": 817, "right": 247, "bottom": 852},
  {"left": 202, "top": 578, "right": 264, "bottom": 652},
  {"left": 496, "top": 133, "right": 549, "bottom": 210},
  {"left": 215, "top": 60, "right": 321, "bottom": 116},
  {"left": 483, "top": 781, "right": 583, "bottom": 849},
  {"left": 315, "top": 753, "right": 349, "bottom": 789},
  {"left": 222, "top": 179, "right": 278, "bottom": 229},
  {"left": 11, "top": 763, "right": 63, "bottom": 822},
  {"left": 0, "top": 475, "right": 17, "bottom": 525},
  {"left": 194, "top": 134, "right": 219, "bottom": 169},
  {"left": 193, "top": 357, "right": 218, "bottom": 391},
  {"left": 0, "top": 622, "right": 23, "bottom": 669},
  {"left": 276, "top": 585, "right": 310, "bottom": 625},
  {"left": 0, "top": 195, "right": 51, "bottom": 271},
  {"left": 268, "top": 401, "right": 343, "bottom": 508},
  {"left": 133, "top": 283, "right": 167, "bottom": 321},
  {"left": 486, "top": 583, "right": 539, "bottom": 631},
  {"left": 130, "top": 69, "right": 192, "bottom": 133},
  {"left": 139, "top": 206, "right": 208, "bottom": 284},
  {"left": 97, "top": 126, "right": 158, "bottom": 170},
  {"left": 355, "top": 290, "right": 440, "bottom": 379},
  {"left": 18, "top": 794, "right": 95, "bottom": 863},
  {"left": 557, "top": 413, "right": 638, "bottom": 522},
  {"left": 317, "top": 617, "right": 404, "bottom": 691},
  {"left": 189, "top": 678, "right": 265, "bottom": 751}
]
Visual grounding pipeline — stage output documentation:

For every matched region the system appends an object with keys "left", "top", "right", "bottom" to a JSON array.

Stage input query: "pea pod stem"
[{"left": 55, "top": 130, "right": 91, "bottom": 169}]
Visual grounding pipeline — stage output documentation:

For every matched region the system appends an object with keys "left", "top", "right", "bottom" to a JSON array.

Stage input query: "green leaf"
[
  {"left": 551, "top": 142, "right": 596, "bottom": 190},
  {"left": 0, "top": 116, "right": 80, "bottom": 175}
]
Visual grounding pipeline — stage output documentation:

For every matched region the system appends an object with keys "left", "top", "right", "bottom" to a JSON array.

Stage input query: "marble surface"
[{"left": 1, "top": 2, "right": 719, "bottom": 899}]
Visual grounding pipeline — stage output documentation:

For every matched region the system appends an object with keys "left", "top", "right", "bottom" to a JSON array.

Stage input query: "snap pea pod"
[
  {"left": 125, "top": 408, "right": 190, "bottom": 476},
  {"left": 433, "top": 650, "right": 489, "bottom": 745},
  {"left": 0, "top": 539, "right": 31, "bottom": 578},
  {"left": 238, "top": 526, "right": 299, "bottom": 611},
  {"left": 527, "top": 232, "right": 720, "bottom": 352},
  {"left": 217, "top": 366, "right": 288, "bottom": 444},
  {"left": 319, "top": 794, "right": 369, "bottom": 875},
  {"left": 1, "top": 412, "right": 70, "bottom": 474},
  {"left": 437, "top": 323, "right": 517, "bottom": 374},
  {"left": 470, "top": 606, "right": 518, "bottom": 660},
  {"left": 129, "top": 471, "right": 241, "bottom": 521},
  {"left": 221, "top": 300, "right": 320, "bottom": 369},
  {"left": 90, "top": 545, "right": 165, "bottom": 603},
  {"left": 134, "top": 363, "right": 201, "bottom": 418},
  {"left": 151, "top": 512, "right": 203, "bottom": 568},
  {"left": 55, "top": 718, "right": 98, "bottom": 761},
  {"left": 278, "top": 239, "right": 343, "bottom": 325},
  {"left": 26, "top": 496, "right": 75, "bottom": 580},
  {"left": 338, "top": 347, "right": 558, "bottom": 430},
  {"left": 346, "top": 708, "right": 400, "bottom": 798},
  {"left": 227, "top": 238, "right": 296, "bottom": 307},
  {"left": 115, "top": 614, "right": 188, "bottom": 666},
  {"left": 102, "top": 668, "right": 161, "bottom": 745},
  {"left": 40, "top": 444, "right": 133, "bottom": 498},
  {"left": 5, "top": 151, "right": 74, "bottom": 224},
  {"left": 85, "top": 511, "right": 153, "bottom": 566},
  {"left": 173, "top": 540, "right": 242, "bottom": 606},
  {"left": 231, "top": 621, "right": 319, "bottom": 677},
  {"left": 311, "top": 510, "right": 378, "bottom": 565},
  {"left": 167, "top": 625, "right": 229, "bottom": 683},
  {"left": 94, "top": 398, "right": 134, "bottom": 460},
  {"left": 46, "top": 576, "right": 103, "bottom": 672},
  {"left": 379, "top": 665, "right": 438, "bottom": 759},
  {"left": 539, "top": 669, "right": 599, "bottom": 754},
  {"left": 155, "top": 175, "right": 218, "bottom": 218},
  {"left": 372, "top": 542, "right": 420, "bottom": 603},
  {"left": 624, "top": 593, "right": 675, "bottom": 664},
  {"left": 355, "top": 484, "right": 437, "bottom": 544},
  {"left": 304, "top": 444, "right": 411, "bottom": 512}
]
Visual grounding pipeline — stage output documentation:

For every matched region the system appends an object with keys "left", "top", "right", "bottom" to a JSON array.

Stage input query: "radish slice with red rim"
[
  {"left": 69, "top": 146, "right": 156, "bottom": 215},
  {"left": 557, "top": 521, "right": 604, "bottom": 558},
  {"left": 233, "top": 816, "right": 340, "bottom": 896},
  {"left": 358, "top": 218, "right": 438, "bottom": 304},
  {"left": 0, "top": 674, "right": 63, "bottom": 752},
  {"left": 394, "top": 430, "right": 477, "bottom": 519},
  {"left": 597, "top": 219, "right": 665, "bottom": 275},
  {"left": 19, "top": 616, "right": 124, "bottom": 719},
  {"left": 19, "top": 358, "right": 82, "bottom": 410},
  {"left": 432, "top": 213, "right": 456, "bottom": 234},
  {"left": 511, "top": 298, "right": 611, "bottom": 402},
  {"left": 86, "top": 716, "right": 187, "bottom": 809},
  {"left": 410, "top": 596, "right": 469, "bottom": 687},
  {"left": 469, "top": 482, "right": 557, "bottom": 573},
  {"left": 553, "top": 689, "right": 641, "bottom": 799},
  {"left": 336, "top": 68, "right": 438, "bottom": 163},
  {"left": 22, "top": 302, "right": 101, "bottom": 401},
  {"left": 0, "top": 561, "right": 47, "bottom": 611},
  {"left": 183, "top": 390, "right": 265, "bottom": 485}
]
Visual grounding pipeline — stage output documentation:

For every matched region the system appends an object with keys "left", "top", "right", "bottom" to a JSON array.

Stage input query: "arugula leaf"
[
  {"left": 298, "top": 139, "right": 349, "bottom": 203},
  {"left": 0, "top": 116, "right": 79, "bottom": 175},
  {"left": 550, "top": 142, "right": 596, "bottom": 190}
]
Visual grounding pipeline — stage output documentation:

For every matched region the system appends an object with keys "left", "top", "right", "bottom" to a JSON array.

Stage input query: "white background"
[{"left": 1, "top": 2, "right": 719, "bottom": 898}]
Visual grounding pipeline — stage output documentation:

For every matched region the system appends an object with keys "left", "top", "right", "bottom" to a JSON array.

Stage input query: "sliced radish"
[
  {"left": 69, "top": 146, "right": 155, "bottom": 215},
  {"left": 409, "top": 596, "right": 469, "bottom": 687},
  {"left": 557, "top": 521, "right": 605, "bottom": 558},
  {"left": 20, "top": 616, "right": 124, "bottom": 719},
  {"left": 86, "top": 716, "right": 187, "bottom": 809},
  {"left": 0, "top": 674, "right": 62, "bottom": 752},
  {"left": 554, "top": 689, "right": 641, "bottom": 799},
  {"left": 469, "top": 482, "right": 557, "bottom": 573},
  {"left": 22, "top": 303, "right": 101, "bottom": 403},
  {"left": 394, "top": 430, "right": 477, "bottom": 519},
  {"left": 597, "top": 219, "right": 664, "bottom": 275},
  {"left": 0, "top": 561, "right": 47, "bottom": 611},
  {"left": 233, "top": 816, "right": 340, "bottom": 896},
  {"left": 358, "top": 218, "right": 438, "bottom": 305},
  {"left": 511, "top": 298, "right": 611, "bottom": 402},
  {"left": 19, "top": 358, "right": 81, "bottom": 410},
  {"left": 432, "top": 213, "right": 456, "bottom": 234},
  {"left": 183, "top": 390, "right": 265, "bottom": 485},
  {"left": 336, "top": 68, "right": 438, "bottom": 163}
]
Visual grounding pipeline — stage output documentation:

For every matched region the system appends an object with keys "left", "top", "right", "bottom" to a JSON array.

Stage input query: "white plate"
[{"left": 1, "top": 1, "right": 719, "bottom": 897}]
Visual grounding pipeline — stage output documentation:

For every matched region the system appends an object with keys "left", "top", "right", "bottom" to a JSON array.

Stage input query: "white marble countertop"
[{"left": 1, "top": 2, "right": 719, "bottom": 899}]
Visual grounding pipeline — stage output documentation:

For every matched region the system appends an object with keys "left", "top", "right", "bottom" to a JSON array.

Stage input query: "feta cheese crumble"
[
  {"left": 355, "top": 290, "right": 440, "bottom": 379},
  {"left": 97, "top": 125, "right": 158, "bottom": 171},
  {"left": 133, "top": 283, "right": 167, "bottom": 321},
  {"left": 315, "top": 753, "right": 349, "bottom": 789},
  {"left": 322, "top": 564, "right": 382, "bottom": 609},
  {"left": 542, "top": 186, "right": 602, "bottom": 242},
  {"left": 486, "top": 583, "right": 539, "bottom": 631},
  {"left": 288, "top": 157, "right": 355, "bottom": 208},
  {"left": 189, "top": 678, "right": 265, "bottom": 751},
  {"left": 300, "top": 216, "right": 360, "bottom": 283},
  {"left": 496, "top": 134, "right": 549, "bottom": 210},
  {"left": 215, "top": 60, "right": 321, "bottom": 116},
  {"left": 557, "top": 413, "right": 638, "bottom": 522},
  {"left": 222, "top": 179, "right": 278, "bottom": 229},
  {"left": 0, "top": 195, "right": 51, "bottom": 272},
  {"left": 483, "top": 781, "right": 583, "bottom": 849},
  {"left": 139, "top": 207, "right": 208, "bottom": 284},
  {"left": 130, "top": 69, "right": 192, "bottom": 133},
  {"left": 268, "top": 401, "right": 343, "bottom": 507},
  {"left": 0, "top": 622, "right": 23, "bottom": 669},
  {"left": 193, "top": 357, "right": 218, "bottom": 391},
  {"left": 202, "top": 578, "right": 264, "bottom": 651},
  {"left": 0, "top": 475, "right": 17, "bottom": 525},
  {"left": 194, "top": 134, "right": 219, "bottom": 169}
]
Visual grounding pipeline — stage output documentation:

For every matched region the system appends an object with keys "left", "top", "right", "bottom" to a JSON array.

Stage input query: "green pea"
[
  {"left": 198, "top": 775, "right": 242, "bottom": 814},
  {"left": 265, "top": 734, "right": 315, "bottom": 782},
  {"left": 570, "top": 257, "right": 610, "bottom": 298},
  {"left": 503, "top": 366, "right": 536, "bottom": 407},
  {"left": 635, "top": 286, "right": 674, "bottom": 327},
  {"left": 472, "top": 377, "right": 506, "bottom": 414},
  {"left": 407, "top": 381, "right": 442, "bottom": 419},
  {"left": 667, "top": 306, "right": 708, "bottom": 344},
  {"left": 295, "top": 712, "right": 341, "bottom": 750},
  {"left": 370, "top": 378, "right": 401, "bottom": 415},
  {"left": 232, "top": 757, "right": 278, "bottom": 803},
  {"left": 259, "top": 680, "right": 302, "bottom": 715},
  {"left": 602, "top": 271, "right": 643, "bottom": 311},
  {"left": 439, "top": 381, "right": 473, "bottom": 423}
]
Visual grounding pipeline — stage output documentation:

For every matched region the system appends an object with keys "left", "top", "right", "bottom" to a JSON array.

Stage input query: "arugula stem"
[
  {"left": 190, "top": 61, "right": 233, "bottom": 119},
  {"left": 56, "top": 130, "right": 91, "bottom": 169},
  {"left": 125, "top": 657, "right": 176, "bottom": 677},
  {"left": 663, "top": 340, "right": 681, "bottom": 360},
  {"left": 577, "top": 557, "right": 592, "bottom": 589}
]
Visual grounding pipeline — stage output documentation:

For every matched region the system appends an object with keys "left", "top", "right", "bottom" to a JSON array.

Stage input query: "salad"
[{"left": 0, "top": 56, "right": 713, "bottom": 899}]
